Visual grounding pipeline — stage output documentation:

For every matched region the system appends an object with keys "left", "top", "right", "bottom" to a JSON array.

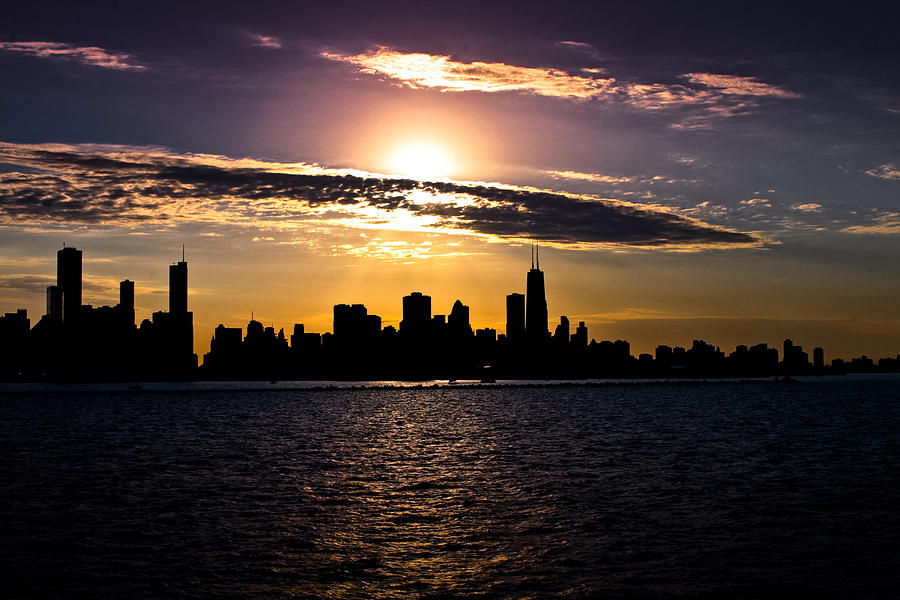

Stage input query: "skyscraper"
[
  {"left": 57, "top": 246, "right": 82, "bottom": 324},
  {"left": 400, "top": 291, "right": 431, "bottom": 333},
  {"left": 506, "top": 293, "right": 525, "bottom": 341},
  {"left": 448, "top": 299, "right": 472, "bottom": 335},
  {"left": 525, "top": 246, "right": 548, "bottom": 340},
  {"left": 169, "top": 256, "right": 188, "bottom": 314},
  {"left": 119, "top": 280, "right": 135, "bottom": 327},
  {"left": 158, "top": 249, "right": 194, "bottom": 372}
]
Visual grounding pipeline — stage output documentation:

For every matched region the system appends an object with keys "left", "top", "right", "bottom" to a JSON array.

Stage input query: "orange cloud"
[
  {"left": 865, "top": 164, "right": 900, "bottom": 181},
  {"left": 321, "top": 47, "right": 802, "bottom": 115},
  {"left": 321, "top": 47, "right": 615, "bottom": 99},
  {"left": 542, "top": 170, "right": 635, "bottom": 184},
  {"left": 843, "top": 212, "right": 900, "bottom": 235}
]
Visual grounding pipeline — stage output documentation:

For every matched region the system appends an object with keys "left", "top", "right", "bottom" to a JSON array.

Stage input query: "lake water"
[{"left": 2, "top": 379, "right": 898, "bottom": 598}]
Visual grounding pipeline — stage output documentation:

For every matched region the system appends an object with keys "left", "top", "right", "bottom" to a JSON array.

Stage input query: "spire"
[
  {"left": 182, "top": 243, "right": 185, "bottom": 262},
  {"left": 536, "top": 245, "right": 540, "bottom": 270},
  {"left": 531, "top": 244, "right": 534, "bottom": 269}
]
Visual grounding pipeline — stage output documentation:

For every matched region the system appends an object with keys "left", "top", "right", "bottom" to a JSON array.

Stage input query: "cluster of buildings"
[
  {"left": 1, "top": 245, "right": 898, "bottom": 381},
  {"left": 0, "top": 246, "right": 195, "bottom": 380}
]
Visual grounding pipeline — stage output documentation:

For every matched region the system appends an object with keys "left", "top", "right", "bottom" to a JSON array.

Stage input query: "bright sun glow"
[{"left": 386, "top": 140, "right": 456, "bottom": 180}]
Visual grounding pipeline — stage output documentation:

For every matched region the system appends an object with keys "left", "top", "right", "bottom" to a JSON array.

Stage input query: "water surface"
[{"left": 2, "top": 381, "right": 898, "bottom": 598}]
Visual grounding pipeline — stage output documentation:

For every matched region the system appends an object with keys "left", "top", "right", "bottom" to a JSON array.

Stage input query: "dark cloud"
[
  {"left": 0, "top": 274, "right": 54, "bottom": 294},
  {"left": 0, "top": 143, "right": 758, "bottom": 248}
]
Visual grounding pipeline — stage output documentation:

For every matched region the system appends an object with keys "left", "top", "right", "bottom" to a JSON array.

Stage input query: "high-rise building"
[
  {"left": 160, "top": 250, "right": 194, "bottom": 371},
  {"left": 553, "top": 315, "right": 570, "bottom": 343},
  {"left": 526, "top": 246, "right": 548, "bottom": 340},
  {"left": 448, "top": 299, "right": 471, "bottom": 334},
  {"left": 813, "top": 347, "right": 824, "bottom": 370},
  {"left": 57, "top": 246, "right": 82, "bottom": 324},
  {"left": 169, "top": 259, "right": 188, "bottom": 314},
  {"left": 119, "top": 279, "right": 135, "bottom": 327},
  {"left": 506, "top": 293, "right": 525, "bottom": 341},
  {"left": 400, "top": 291, "right": 431, "bottom": 333}
]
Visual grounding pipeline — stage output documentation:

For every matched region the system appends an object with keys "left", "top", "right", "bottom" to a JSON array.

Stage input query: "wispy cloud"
[
  {"left": 791, "top": 203, "right": 822, "bottom": 212},
  {"left": 0, "top": 41, "right": 147, "bottom": 71},
  {"left": 843, "top": 211, "right": 900, "bottom": 235},
  {"left": 321, "top": 47, "right": 616, "bottom": 99},
  {"left": 683, "top": 73, "right": 801, "bottom": 99},
  {"left": 246, "top": 32, "right": 282, "bottom": 49},
  {"left": 556, "top": 40, "right": 604, "bottom": 62},
  {"left": 542, "top": 170, "right": 635, "bottom": 184},
  {"left": 0, "top": 142, "right": 759, "bottom": 252},
  {"left": 320, "top": 46, "right": 801, "bottom": 118}
]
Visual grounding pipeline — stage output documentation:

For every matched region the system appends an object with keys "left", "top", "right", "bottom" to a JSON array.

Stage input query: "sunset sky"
[{"left": 1, "top": 1, "right": 899, "bottom": 360}]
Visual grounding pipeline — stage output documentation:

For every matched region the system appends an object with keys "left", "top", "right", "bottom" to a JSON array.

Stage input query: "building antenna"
[
  {"left": 536, "top": 245, "right": 540, "bottom": 270},
  {"left": 531, "top": 244, "right": 534, "bottom": 269},
  {"left": 182, "top": 244, "right": 185, "bottom": 262}
]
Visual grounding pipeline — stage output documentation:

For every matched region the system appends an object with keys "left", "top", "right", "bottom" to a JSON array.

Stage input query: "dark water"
[{"left": 1, "top": 381, "right": 898, "bottom": 599}]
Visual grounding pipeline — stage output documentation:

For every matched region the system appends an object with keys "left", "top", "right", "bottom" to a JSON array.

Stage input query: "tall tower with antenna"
[{"left": 526, "top": 245, "right": 548, "bottom": 341}]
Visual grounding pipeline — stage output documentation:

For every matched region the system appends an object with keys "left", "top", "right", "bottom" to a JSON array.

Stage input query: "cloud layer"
[
  {"left": 0, "top": 142, "right": 758, "bottom": 250},
  {"left": 0, "top": 41, "right": 147, "bottom": 70},
  {"left": 320, "top": 46, "right": 801, "bottom": 114}
]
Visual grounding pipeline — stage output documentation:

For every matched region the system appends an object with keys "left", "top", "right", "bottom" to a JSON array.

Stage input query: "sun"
[{"left": 386, "top": 140, "right": 456, "bottom": 180}]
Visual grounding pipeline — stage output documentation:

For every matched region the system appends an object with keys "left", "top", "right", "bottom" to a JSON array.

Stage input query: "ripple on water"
[{"left": 1, "top": 381, "right": 899, "bottom": 598}]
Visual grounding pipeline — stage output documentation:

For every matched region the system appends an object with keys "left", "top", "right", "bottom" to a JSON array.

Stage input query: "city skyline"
[
  {"left": 2, "top": 243, "right": 896, "bottom": 382},
  {"left": 3, "top": 241, "right": 900, "bottom": 365},
  {"left": 1, "top": 2, "right": 899, "bottom": 359}
]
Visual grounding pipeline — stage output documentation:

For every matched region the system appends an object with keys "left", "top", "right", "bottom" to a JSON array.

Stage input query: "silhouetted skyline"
[{"left": 1, "top": 245, "right": 897, "bottom": 382}]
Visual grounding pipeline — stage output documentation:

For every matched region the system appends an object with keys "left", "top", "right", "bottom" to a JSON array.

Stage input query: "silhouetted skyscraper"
[
  {"left": 169, "top": 258, "right": 188, "bottom": 314},
  {"left": 573, "top": 321, "right": 588, "bottom": 349},
  {"left": 119, "top": 279, "right": 134, "bottom": 327},
  {"left": 813, "top": 346, "right": 824, "bottom": 370},
  {"left": 506, "top": 293, "right": 525, "bottom": 341},
  {"left": 526, "top": 246, "right": 548, "bottom": 340},
  {"left": 553, "top": 315, "right": 570, "bottom": 343},
  {"left": 448, "top": 299, "right": 471, "bottom": 334},
  {"left": 57, "top": 246, "right": 82, "bottom": 324},
  {"left": 401, "top": 291, "right": 431, "bottom": 333}
]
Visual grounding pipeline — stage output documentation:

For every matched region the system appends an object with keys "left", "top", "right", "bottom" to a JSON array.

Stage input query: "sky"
[{"left": 1, "top": 0, "right": 899, "bottom": 361}]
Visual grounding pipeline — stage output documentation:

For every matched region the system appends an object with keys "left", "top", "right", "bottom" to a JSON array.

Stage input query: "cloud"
[
  {"left": 321, "top": 47, "right": 616, "bottom": 99},
  {"left": 740, "top": 198, "right": 771, "bottom": 206},
  {"left": 683, "top": 73, "right": 802, "bottom": 98},
  {"left": 0, "top": 41, "right": 147, "bottom": 71},
  {"left": 246, "top": 32, "right": 282, "bottom": 49},
  {"left": 320, "top": 47, "right": 801, "bottom": 118},
  {"left": 556, "top": 40, "right": 604, "bottom": 62},
  {"left": 865, "top": 164, "right": 900, "bottom": 181},
  {"left": 542, "top": 170, "right": 635, "bottom": 184},
  {"left": 791, "top": 203, "right": 822, "bottom": 212},
  {"left": 0, "top": 274, "right": 55, "bottom": 295},
  {"left": 843, "top": 211, "right": 900, "bottom": 235},
  {"left": 0, "top": 141, "right": 760, "bottom": 251}
]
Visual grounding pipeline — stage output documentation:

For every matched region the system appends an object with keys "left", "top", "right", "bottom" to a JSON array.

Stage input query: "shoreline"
[{"left": 2, "top": 373, "right": 899, "bottom": 394}]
